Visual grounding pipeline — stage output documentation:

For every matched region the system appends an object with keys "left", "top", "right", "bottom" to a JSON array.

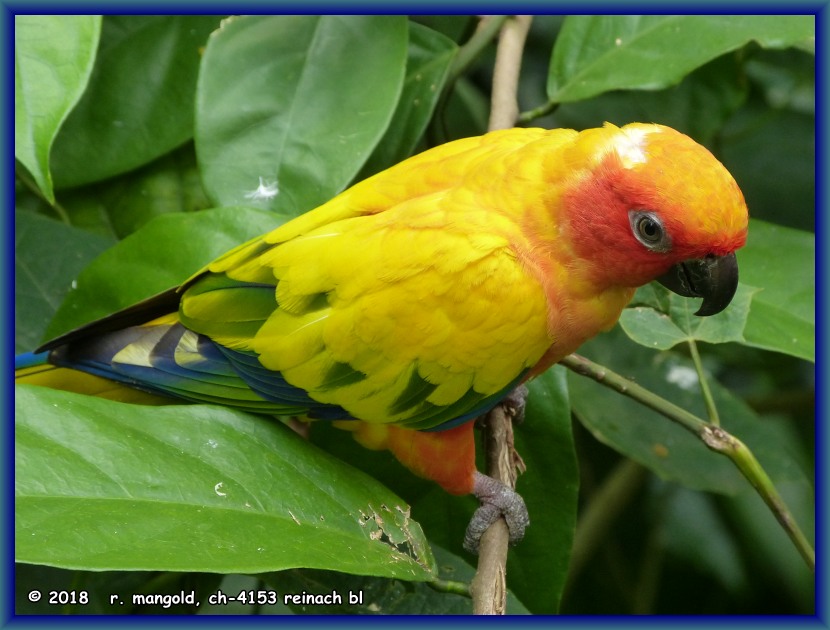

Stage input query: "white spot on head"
[
  {"left": 244, "top": 176, "right": 279, "bottom": 201},
  {"left": 612, "top": 127, "right": 652, "bottom": 168}
]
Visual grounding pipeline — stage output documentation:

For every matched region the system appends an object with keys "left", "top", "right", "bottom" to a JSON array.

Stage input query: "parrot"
[{"left": 15, "top": 122, "right": 749, "bottom": 552}]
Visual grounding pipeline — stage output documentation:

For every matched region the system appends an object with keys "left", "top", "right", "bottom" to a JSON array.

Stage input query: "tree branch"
[
  {"left": 488, "top": 16, "right": 532, "bottom": 132},
  {"left": 560, "top": 352, "right": 815, "bottom": 571},
  {"left": 469, "top": 15, "right": 532, "bottom": 616},
  {"left": 470, "top": 405, "right": 518, "bottom": 614}
]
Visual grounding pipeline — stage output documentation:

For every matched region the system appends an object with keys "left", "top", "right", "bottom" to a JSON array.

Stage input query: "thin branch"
[
  {"left": 488, "top": 16, "right": 533, "bottom": 132},
  {"left": 427, "top": 578, "right": 472, "bottom": 598},
  {"left": 469, "top": 15, "right": 533, "bottom": 617},
  {"left": 517, "top": 99, "right": 559, "bottom": 125},
  {"left": 470, "top": 405, "right": 517, "bottom": 615},
  {"left": 687, "top": 339, "right": 720, "bottom": 425},
  {"left": 560, "top": 352, "right": 815, "bottom": 571}
]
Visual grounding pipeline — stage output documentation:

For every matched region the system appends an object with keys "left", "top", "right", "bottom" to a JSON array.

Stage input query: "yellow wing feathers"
[
  {"left": 250, "top": 203, "right": 551, "bottom": 424},
  {"left": 178, "top": 128, "right": 571, "bottom": 425}
]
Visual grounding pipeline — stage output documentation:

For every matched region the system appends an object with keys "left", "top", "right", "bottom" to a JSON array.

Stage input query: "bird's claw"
[
  {"left": 463, "top": 471, "right": 529, "bottom": 554},
  {"left": 501, "top": 384, "right": 529, "bottom": 424}
]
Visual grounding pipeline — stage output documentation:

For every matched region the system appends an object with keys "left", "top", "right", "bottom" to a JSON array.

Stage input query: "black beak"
[{"left": 656, "top": 252, "right": 739, "bottom": 316}]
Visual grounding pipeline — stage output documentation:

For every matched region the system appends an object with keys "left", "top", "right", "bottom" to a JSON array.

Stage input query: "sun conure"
[{"left": 15, "top": 123, "right": 749, "bottom": 552}]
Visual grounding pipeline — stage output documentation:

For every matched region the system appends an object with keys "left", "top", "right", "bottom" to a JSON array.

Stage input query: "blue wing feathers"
[{"left": 15, "top": 351, "right": 49, "bottom": 370}]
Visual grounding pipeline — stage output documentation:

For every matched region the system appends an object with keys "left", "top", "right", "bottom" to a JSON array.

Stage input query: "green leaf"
[
  {"left": 619, "top": 284, "right": 756, "bottom": 351},
  {"left": 15, "top": 210, "right": 114, "bottom": 352},
  {"left": 552, "top": 53, "right": 749, "bottom": 145},
  {"left": 619, "top": 220, "right": 814, "bottom": 362},
  {"left": 195, "top": 15, "right": 408, "bottom": 217},
  {"left": 569, "top": 327, "right": 809, "bottom": 496},
  {"left": 16, "top": 385, "right": 435, "bottom": 580},
  {"left": 739, "top": 220, "right": 815, "bottom": 361},
  {"left": 50, "top": 16, "right": 224, "bottom": 188},
  {"left": 660, "top": 487, "right": 748, "bottom": 592},
  {"left": 15, "top": 15, "right": 101, "bottom": 202},
  {"left": 358, "top": 21, "right": 457, "bottom": 177},
  {"left": 44, "top": 207, "right": 285, "bottom": 340},
  {"left": 57, "top": 144, "right": 212, "bottom": 241},
  {"left": 548, "top": 15, "right": 815, "bottom": 103},
  {"left": 506, "top": 367, "right": 578, "bottom": 614}
]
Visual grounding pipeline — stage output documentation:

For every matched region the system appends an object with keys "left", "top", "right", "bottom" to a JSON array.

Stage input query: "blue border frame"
[
  {"left": 815, "top": 3, "right": 826, "bottom": 626},
  {"left": 4, "top": 3, "right": 824, "bottom": 626}
]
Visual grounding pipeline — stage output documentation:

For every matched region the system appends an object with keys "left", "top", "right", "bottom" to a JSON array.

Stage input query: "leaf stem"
[
  {"left": 560, "top": 352, "right": 815, "bottom": 571},
  {"left": 431, "top": 16, "right": 510, "bottom": 145},
  {"left": 15, "top": 161, "right": 72, "bottom": 225},
  {"left": 427, "top": 577, "right": 472, "bottom": 598},
  {"left": 447, "top": 15, "right": 509, "bottom": 85},
  {"left": 699, "top": 424, "right": 815, "bottom": 569},
  {"left": 517, "top": 99, "right": 558, "bottom": 124},
  {"left": 687, "top": 339, "right": 720, "bottom": 425}
]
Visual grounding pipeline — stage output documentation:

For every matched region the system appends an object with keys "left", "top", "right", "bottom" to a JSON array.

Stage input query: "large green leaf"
[
  {"left": 15, "top": 15, "right": 101, "bottom": 202},
  {"left": 195, "top": 15, "right": 407, "bottom": 217},
  {"left": 619, "top": 284, "right": 756, "bottom": 351},
  {"left": 50, "top": 16, "right": 224, "bottom": 188},
  {"left": 548, "top": 15, "right": 814, "bottom": 103},
  {"left": 735, "top": 220, "right": 815, "bottom": 362},
  {"left": 15, "top": 210, "right": 114, "bottom": 353},
  {"left": 569, "top": 327, "right": 810, "bottom": 496},
  {"left": 506, "top": 367, "right": 578, "bottom": 614},
  {"left": 15, "top": 385, "right": 435, "bottom": 580},
  {"left": 43, "top": 207, "right": 284, "bottom": 340}
]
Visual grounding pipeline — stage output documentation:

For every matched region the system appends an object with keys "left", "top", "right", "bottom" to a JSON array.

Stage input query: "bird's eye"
[{"left": 629, "top": 210, "right": 670, "bottom": 252}]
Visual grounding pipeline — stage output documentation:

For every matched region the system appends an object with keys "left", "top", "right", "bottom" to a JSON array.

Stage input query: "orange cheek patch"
[{"left": 336, "top": 420, "right": 477, "bottom": 496}]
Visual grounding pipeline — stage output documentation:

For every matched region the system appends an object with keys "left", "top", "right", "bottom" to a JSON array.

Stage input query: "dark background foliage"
[{"left": 14, "top": 15, "right": 814, "bottom": 615}]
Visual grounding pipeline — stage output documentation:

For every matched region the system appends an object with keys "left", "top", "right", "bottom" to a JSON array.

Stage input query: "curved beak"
[{"left": 656, "top": 252, "right": 739, "bottom": 316}]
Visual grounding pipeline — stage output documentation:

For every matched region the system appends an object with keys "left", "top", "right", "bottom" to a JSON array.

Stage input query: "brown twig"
[
  {"left": 488, "top": 15, "right": 532, "bottom": 132},
  {"left": 470, "top": 405, "right": 516, "bottom": 614},
  {"left": 469, "top": 14, "right": 533, "bottom": 616}
]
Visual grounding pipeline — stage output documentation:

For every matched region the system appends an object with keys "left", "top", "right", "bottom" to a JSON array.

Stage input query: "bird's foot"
[{"left": 463, "top": 471, "right": 529, "bottom": 554}]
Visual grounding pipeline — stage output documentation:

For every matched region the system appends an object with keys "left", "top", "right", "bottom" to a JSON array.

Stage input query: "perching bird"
[{"left": 16, "top": 123, "right": 748, "bottom": 552}]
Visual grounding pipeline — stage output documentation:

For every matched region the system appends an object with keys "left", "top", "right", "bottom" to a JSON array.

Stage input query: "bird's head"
[{"left": 559, "top": 122, "right": 749, "bottom": 316}]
